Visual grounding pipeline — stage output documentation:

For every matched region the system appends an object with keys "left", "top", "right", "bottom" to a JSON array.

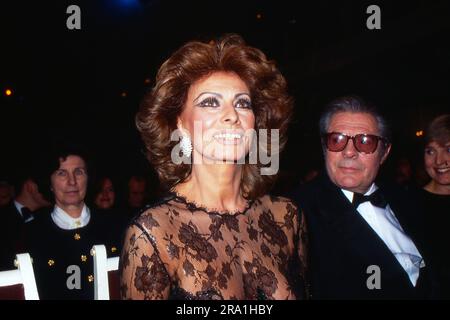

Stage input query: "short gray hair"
[{"left": 319, "top": 95, "right": 391, "bottom": 143}]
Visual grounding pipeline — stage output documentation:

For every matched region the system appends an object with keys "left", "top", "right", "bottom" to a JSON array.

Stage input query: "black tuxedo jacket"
[{"left": 292, "top": 174, "right": 438, "bottom": 299}]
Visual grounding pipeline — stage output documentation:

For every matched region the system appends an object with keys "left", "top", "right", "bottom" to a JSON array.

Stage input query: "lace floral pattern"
[{"left": 120, "top": 194, "right": 308, "bottom": 300}]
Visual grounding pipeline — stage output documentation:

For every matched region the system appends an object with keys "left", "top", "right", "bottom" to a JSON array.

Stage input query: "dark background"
[{"left": 1, "top": 0, "right": 449, "bottom": 191}]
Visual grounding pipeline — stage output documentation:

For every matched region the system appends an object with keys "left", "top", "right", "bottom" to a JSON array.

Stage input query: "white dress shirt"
[
  {"left": 51, "top": 204, "right": 91, "bottom": 230},
  {"left": 341, "top": 183, "right": 425, "bottom": 286}
]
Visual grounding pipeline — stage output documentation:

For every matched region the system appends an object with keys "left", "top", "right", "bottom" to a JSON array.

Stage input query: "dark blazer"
[
  {"left": 291, "top": 173, "right": 438, "bottom": 299},
  {"left": 23, "top": 207, "right": 122, "bottom": 300},
  {"left": 0, "top": 202, "right": 26, "bottom": 270}
]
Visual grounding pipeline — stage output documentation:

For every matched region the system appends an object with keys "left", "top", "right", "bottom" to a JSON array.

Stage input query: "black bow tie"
[
  {"left": 352, "top": 189, "right": 388, "bottom": 209},
  {"left": 21, "top": 207, "right": 33, "bottom": 221}
]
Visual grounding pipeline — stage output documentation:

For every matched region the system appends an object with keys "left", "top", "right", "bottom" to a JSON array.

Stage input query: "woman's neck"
[
  {"left": 174, "top": 163, "right": 247, "bottom": 212},
  {"left": 56, "top": 202, "right": 84, "bottom": 218},
  {"left": 424, "top": 180, "right": 450, "bottom": 195}
]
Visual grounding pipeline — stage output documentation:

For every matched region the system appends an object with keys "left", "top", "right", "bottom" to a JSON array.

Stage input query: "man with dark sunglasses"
[{"left": 292, "top": 95, "right": 438, "bottom": 299}]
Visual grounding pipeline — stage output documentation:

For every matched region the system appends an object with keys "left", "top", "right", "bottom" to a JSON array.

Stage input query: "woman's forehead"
[
  {"left": 57, "top": 155, "right": 86, "bottom": 169},
  {"left": 188, "top": 72, "right": 249, "bottom": 97}
]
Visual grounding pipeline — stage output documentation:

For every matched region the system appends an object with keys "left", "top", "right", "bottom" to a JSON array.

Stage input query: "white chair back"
[
  {"left": 0, "top": 253, "right": 39, "bottom": 300},
  {"left": 91, "top": 244, "right": 119, "bottom": 300}
]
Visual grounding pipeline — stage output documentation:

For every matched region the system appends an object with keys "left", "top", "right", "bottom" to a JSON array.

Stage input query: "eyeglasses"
[{"left": 323, "top": 132, "right": 389, "bottom": 154}]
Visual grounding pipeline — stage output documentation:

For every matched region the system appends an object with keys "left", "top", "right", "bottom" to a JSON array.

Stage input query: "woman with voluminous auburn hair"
[{"left": 120, "top": 34, "right": 308, "bottom": 300}]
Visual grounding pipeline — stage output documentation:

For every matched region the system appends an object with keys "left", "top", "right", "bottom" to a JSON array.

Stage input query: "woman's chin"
[{"left": 196, "top": 153, "right": 248, "bottom": 164}]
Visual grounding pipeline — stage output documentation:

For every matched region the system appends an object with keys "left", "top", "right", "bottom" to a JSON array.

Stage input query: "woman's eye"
[
  {"left": 75, "top": 169, "right": 86, "bottom": 176},
  {"left": 198, "top": 97, "right": 219, "bottom": 108},
  {"left": 425, "top": 148, "right": 435, "bottom": 156},
  {"left": 235, "top": 98, "right": 252, "bottom": 109},
  {"left": 57, "top": 170, "right": 67, "bottom": 177}
]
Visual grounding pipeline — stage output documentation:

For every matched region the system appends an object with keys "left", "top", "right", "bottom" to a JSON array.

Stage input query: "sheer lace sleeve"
[
  {"left": 259, "top": 196, "right": 309, "bottom": 299},
  {"left": 120, "top": 222, "right": 171, "bottom": 300},
  {"left": 297, "top": 207, "right": 310, "bottom": 298}
]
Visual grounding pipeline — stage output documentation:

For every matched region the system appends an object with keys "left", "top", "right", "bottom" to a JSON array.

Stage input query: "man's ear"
[
  {"left": 380, "top": 143, "right": 392, "bottom": 165},
  {"left": 24, "top": 179, "right": 35, "bottom": 194}
]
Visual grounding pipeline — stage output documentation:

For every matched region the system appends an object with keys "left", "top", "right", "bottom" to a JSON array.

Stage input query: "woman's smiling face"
[
  {"left": 178, "top": 71, "right": 255, "bottom": 163},
  {"left": 424, "top": 140, "right": 450, "bottom": 187}
]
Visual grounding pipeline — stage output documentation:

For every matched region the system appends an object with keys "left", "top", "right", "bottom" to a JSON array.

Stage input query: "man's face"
[
  {"left": 50, "top": 155, "right": 87, "bottom": 211},
  {"left": 128, "top": 178, "right": 146, "bottom": 208},
  {"left": 324, "top": 112, "right": 391, "bottom": 194}
]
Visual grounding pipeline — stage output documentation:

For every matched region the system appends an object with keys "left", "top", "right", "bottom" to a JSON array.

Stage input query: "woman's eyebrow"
[
  {"left": 57, "top": 167, "right": 86, "bottom": 171},
  {"left": 193, "top": 92, "right": 222, "bottom": 103},
  {"left": 234, "top": 93, "right": 250, "bottom": 99}
]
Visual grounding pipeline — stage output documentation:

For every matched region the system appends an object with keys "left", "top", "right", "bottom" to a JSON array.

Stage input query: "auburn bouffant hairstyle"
[{"left": 136, "top": 34, "right": 293, "bottom": 199}]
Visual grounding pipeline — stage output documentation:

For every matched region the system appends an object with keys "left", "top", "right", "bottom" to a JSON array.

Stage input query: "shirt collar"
[
  {"left": 14, "top": 200, "right": 34, "bottom": 222},
  {"left": 51, "top": 204, "right": 91, "bottom": 230},
  {"left": 14, "top": 200, "right": 24, "bottom": 213},
  {"left": 341, "top": 183, "right": 378, "bottom": 203}
]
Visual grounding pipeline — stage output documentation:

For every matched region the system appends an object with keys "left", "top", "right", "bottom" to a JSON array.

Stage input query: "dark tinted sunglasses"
[{"left": 323, "top": 132, "right": 389, "bottom": 154}]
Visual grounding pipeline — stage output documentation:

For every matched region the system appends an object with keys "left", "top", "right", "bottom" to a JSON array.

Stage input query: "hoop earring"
[{"left": 180, "top": 134, "right": 192, "bottom": 157}]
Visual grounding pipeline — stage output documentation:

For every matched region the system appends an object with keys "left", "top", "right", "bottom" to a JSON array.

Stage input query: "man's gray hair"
[{"left": 319, "top": 95, "right": 391, "bottom": 142}]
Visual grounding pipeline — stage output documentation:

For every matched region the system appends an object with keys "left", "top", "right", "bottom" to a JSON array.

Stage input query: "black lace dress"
[{"left": 120, "top": 193, "right": 308, "bottom": 300}]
